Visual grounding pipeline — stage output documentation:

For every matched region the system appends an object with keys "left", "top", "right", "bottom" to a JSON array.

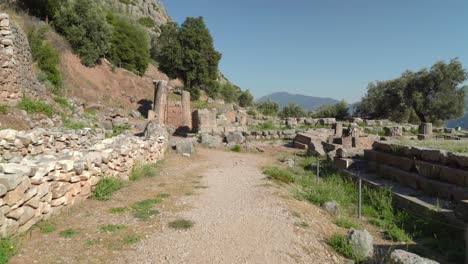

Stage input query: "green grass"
[
  {"left": 37, "top": 221, "right": 56, "bottom": 234},
  {"left": 335, "top": 215, "right": 361, "bottom": 229},
  {"left": 0, "top": 105, "right": 9, "bottom": 115},
  {"left": 249, "top": 120, "right": 277, "bottom": 131},
  {"left": 111, "top": 124, "right": 131, "bottom": 137},
  {"left": 0, "top": 238, "right": 16, "bottom": 264},
  {"left": 16, "top": 97, "right": 54, "bottom": 117},
  {"left": 131, "top": 198, "right": 163, "bottom": 220},
  {"left": 63, "top": 119, "right": 88, "bottom": 130},
  {"left": 122, "top": 234, "right": 141, "bottom": 244},
  {"left": 91, "top": 177, "right": 126, "bottom": 201},
  {"left": 168, "top": 219, "right": 194, "bottom": 230},
  {"left": 59, "top": 229, "right": 77, "bottom": 238},
  {"left": 110, "top": 207, "right": 129, "bottom": 214},
  {"left": 230, "top": 145, "right": 241, "bottom": 152},
  {"left": 391, "top": 139, "right": 468, "bottom": 153},
  {"left": 156, "top": 193, "right": 170, "bottom": 198},
  {"left": 99, "top": 224, "right": 127, "bottom": 233},
  {"left": 327, "top": 233, "right": 366, "bottom": 262},
  {"left": 130, "top": 163, "right": 159, "bottom": 181},
  {"left": 263, "top": 167, "right": 295, "bottom": 183},
  {"left": 53, "top": 97, "right": 74, "bottom": 110}
]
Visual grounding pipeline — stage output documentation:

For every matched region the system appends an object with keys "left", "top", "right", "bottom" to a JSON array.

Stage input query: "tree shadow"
[{"left": 137, "top": 99, "right": 152, "bottom": 118}]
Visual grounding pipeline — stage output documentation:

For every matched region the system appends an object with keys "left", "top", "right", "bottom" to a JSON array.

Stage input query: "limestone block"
[
  {"left": 4, "top": 177, "right": 30, "bottom": 206},
  {"left": 415, "top": 160, "right": 441, "bottom": 179},
  {"left": 439, "top": 166, "right": 468, "bottom": 187}
]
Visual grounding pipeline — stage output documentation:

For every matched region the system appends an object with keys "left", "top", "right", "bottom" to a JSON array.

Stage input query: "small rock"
[
  {"left": 322, "top": 201, "right": 340, "bottom": 216},
  {"left": 347, "top": 229, "right": 373, "bottom": 259}
]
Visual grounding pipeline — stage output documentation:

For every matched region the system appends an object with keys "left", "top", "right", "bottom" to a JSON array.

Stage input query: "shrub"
[
  {"left": 278, "top": 103, "right": 306, "bottom": 118},
  {"left": 54, "top": 0, "right": 112, "bottom": 66},
  {"left": 137, "top": 17, "right": 155, "bottom": 28},
  {"left": 230, "top": 145, "right": 241, "bottom": 152},
  {"left": 107, "top": 14, "right": 150, "bottom": 74},
  {"left": 327, "top": 233, "right": 365, "bottom": 262},
  {"left": 263, "top": 167, "right": 295, "bottom": 184},
  {"left": 28, "top": 26, "right": 62, "bottom": 92},
  {"left": 238, "top": 89, "right": 254, "bottom": 107},
  {"left": 313, "top": 100, "right": 349, "bottom": 120},
  {"left": 256, "top": 100, "right": 279, "bottom": 116},
  {"left": 91, "top": 177, "right": 125, "bottom": 201},
  {"left": 16, "top": 97, "right": 54, "bottom": 117}
]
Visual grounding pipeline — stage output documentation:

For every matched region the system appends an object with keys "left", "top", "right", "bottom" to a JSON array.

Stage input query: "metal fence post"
[
  {"left": 316, "top": 159, "right": 320, "bottom": 184},
  {"left": 358, "top": 176, "right": 362, "bottom": 219}
]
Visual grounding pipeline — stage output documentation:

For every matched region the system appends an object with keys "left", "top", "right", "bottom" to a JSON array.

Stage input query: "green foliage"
[
  {"left": 28, "top": 26, "right": 62, "bottom": 92},
  {"left": 335, "top": 215, "right": 361, "bottom": 229},
  {"left": 230, "top": 145, "right": 241, "bottom": 152},
  {"left": 0, "top": 105, "right": 9, "bottom": 115},
  {"left": 63, "top": 119, "right": 87, "bottom": 130},
  {"left": 185, "top": 86, "right": 201, "bottom": 101},
  {"left": 111, "top": 124, "right": 131, "bottom": 137},
  {"left": 131, "top": 197, "right": 162, "bottom": 220},
  {"left": 256, "top": 100, "right": 279, "bottom": 116},
  {"left": 110, "top": 207, "right": 129, "bottom": 214},
  {"left": 18, "top": 0, "right": 64, "bottom": 19},
  {"left": 250, "top": 120, "right": 276, "bottom": 130},
  {"left": 129, "top": 163, "right": 159, "bottom": 181},
  {"left": 16, "top": 97, "right": 54, "bottom": 117},
  {"left": 0, "top": 238, "right": 16, "bottom": 264},
  {"left": 168, "top": 219, "right": 194, "bottom": 230},
  {"left": 59, "top": 229, "right": 77, "bottom": 237},
  {"left": 278, "top": 103, "right": 306, "bottom": 118},
  {"left": 100, "top": 224, "right": 127, "bottom": 233},
  {"left": 53, "top": 97, "right": 73, "bottom": 109},
  {"left": 327, "top": 233, "right": 365, "bottom": 262},
  {"left": 37, "top": 221, "right": 56, "bottom": 233},
  {"left": 156, "top": 17, "right": 221, "bottom": 89},
  {"left": 91, "top": 177, "right": 125, "bottom": 201},
  {"left": 122, "top": 234, "right": 141, "bottom": 244},
  {"left": 217, "top": 82, "right": 241, "bottom": 103},
  {"left": 238, "top": 89, "right": 254, "bottom": 107},
  {"left": 107, "top": 14, "right": 150, "bottom": 74},
  {"left": 356, "top": 59, "right": 467, "bottom": 123},
  {"left": 54, "top": 0, "right": 112, "bottom": 66},
  {"left": 137, "top": 17, "right": 156, "bottom": 28},
  {"left": 263, "top": 167, "right": 295, "bottom": 184},
  {"left": 313, "top": 100, "right": 349, "bottom": 120}
]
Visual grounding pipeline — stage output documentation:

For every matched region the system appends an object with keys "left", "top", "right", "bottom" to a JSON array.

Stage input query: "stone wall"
[
  {"left": 365, "top": 141, "right": 468, "bottom": 201},
  {"left": 0, "top": 13, "right": 44, "bottom": 104},
  {"left": 0, "top": 128, "right": 167, "bottom": 237},
  {"left": 192, "top": 108, "right": 247, "bottom": 134}
]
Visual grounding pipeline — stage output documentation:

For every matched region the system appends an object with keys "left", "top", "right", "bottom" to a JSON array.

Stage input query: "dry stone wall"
[
  {"left": 0, "top": 13, "right": 44, "bottom": 104},
  {"left": 0, "top": 128, "right": 167, "bottom": 237}
]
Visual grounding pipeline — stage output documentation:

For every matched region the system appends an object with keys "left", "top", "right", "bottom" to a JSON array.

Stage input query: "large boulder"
[
  {"left": 199, "top": 133, "right": 222, "bottom": 148},
  {"left": 174, "top": 140, "right": 195, "bottom": 155},
  {"left": 387, "top": 250, "right": 439, "bottom": 264},
  {"left": 144, "top": 120, "right": 168, "bottom": 140},
  {"left": 307, "top": 140, "right": 326, "bottom": 156},
  {"left": 346, "top": 229, "right": 373, "bottom": 259},
  {"left": 226, "top": 132, "right": 245, "bottom": 144}
]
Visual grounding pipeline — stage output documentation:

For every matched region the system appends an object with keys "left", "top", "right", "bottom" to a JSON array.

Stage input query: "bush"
[
  {"left": 28, "top": 26, "right": 62, "bottom": 92},
  {"left": 91, "top": 177, "right": 125, "bottom": 201},
  {"left": 54, "top": 0, "right": 112, "bottom": 66},
  {"left": 238, "top": 89, "right": 254, "bottom": 107},
  {"left": 278, "top": 103, "right": 306, "bottom": 118},
  {"left": 313, "top": 100, "right": 349, "bottom": 120},
  {"left": 16, "top": 97, "right": 54, "bottom": 117},
  {"left": 107, "top": 14, "right": 150, "bottom": 74},
  {"left": 256, "top": 100, "right": 279, "bottom": 116},
  {"left": 137, "top": 17, "right": 155, "bottom": 28},
  {"left": 230, "top": 145, "right": 241, "bottom": 152},
  {"left": 218, "top": 82, "right": 241, "bottom": 103}
]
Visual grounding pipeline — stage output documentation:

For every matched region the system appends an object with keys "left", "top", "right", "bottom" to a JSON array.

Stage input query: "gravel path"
[{"left": 117, "top": 149, "right": 338, "bottom": 264}]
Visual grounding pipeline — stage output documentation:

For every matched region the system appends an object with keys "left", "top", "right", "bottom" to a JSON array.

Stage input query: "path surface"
[{"left": 11, "top": 148, "right": 341, "bottom": 264}]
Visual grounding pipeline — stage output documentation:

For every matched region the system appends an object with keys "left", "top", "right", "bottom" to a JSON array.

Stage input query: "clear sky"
[{"left": 163, "top": 0, "right": 468, "bottom": 102}]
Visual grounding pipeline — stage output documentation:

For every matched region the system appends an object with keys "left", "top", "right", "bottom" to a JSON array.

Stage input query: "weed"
[
  {"left": 60, "top": 229, "right": 77, "bottom": 238},
  {"left": 110, "top": 207, "right": 129, "bottom": 213},
  {"left": 16, "top": 97, "right": 54, "bottom": 117},
  {"left": 168, "top": 219, "right": 194, "bottom": 230},
  {"left": 0, "top": 238, "right": 16, "bottom": 264},
  {"left": 263, "top": 167, "right": 295, "bottom": 184},
  {"left": 100, "top": 224, "right": 127, "bottom": 233},
  {"left": 327, "top": 232, "right": 365, "bottom": 262},
  {"left": 130, "top": 163, "right": 159, "bottom": 181},
  {"left": 156, "top": 193, "right": 170, "bottom": 198},
  {"left": 53, "top": 97, "right": 74, "bottom": 110},
  {"left": 131, "top": 198, "right": 163, "bottom": 220},
  {"left": 230, "top": 145, "right": 241, "bottom": 152},
  {"left": 37, "top": 221, "right": 56, "bottom": 234},
  {"left": 91, "top": 177, "right": 125, "bottom": 201},
  {"left": 0, "top": 105, "right": 9, "bottom": 114},
  {"left": 123, "top": 234, "right": 141, "bottom": 244},
  {"left": 111, "top": 124, "right": 131, "bottom": 137},
  {"left": 335, "top": 215, "right": 361, "bottom": 229}
]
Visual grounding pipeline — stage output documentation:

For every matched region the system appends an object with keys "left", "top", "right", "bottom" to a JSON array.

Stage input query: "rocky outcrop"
[
  {"left": 0, "top": 126, "right": 167, "bottom": 237},
  {"left": 0, "top": 13, "right": 44, "bottom": 104},
  {"left": 103, "top": 0, "right": 170, "bottom": 28}
]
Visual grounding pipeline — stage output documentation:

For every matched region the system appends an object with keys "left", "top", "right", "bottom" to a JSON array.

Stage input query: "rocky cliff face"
[
  {"left": 104, "top": 0, "right": 170, "bottom": 28},
  {"left": 0, "top": 13, "right": 45, "bottom": 104}
]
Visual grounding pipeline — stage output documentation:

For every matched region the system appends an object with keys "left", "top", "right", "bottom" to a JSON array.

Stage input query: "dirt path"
[{"left": 11, "top": 148, "right": 341, "bottom": 264}]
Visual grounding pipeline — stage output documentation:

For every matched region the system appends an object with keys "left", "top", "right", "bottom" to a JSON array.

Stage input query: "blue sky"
[{"left": 163, "top": 0, "right": 468, "bottom": 103}]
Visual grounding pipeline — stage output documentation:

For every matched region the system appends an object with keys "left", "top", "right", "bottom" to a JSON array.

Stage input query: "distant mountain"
[
  {"left": 447, "top": 86, "right": 468, "bottom": 128},
  {"left": 257, "top": 92, "right": 339, "bottom": 110}
]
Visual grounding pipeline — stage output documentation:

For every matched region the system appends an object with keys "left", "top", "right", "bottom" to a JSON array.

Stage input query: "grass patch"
[
  {"left": 327, "top": 232, "right": 365, "bottom": 262},
  {"left": 131, "top": 197, "right": 163, "bottom": 220},
  {"left": 100, "top": 224, "right": 127, "bottom": 233},
  {"left": 168, "top": 219, "right": 194, "bottom": 230},
  {"left": 59, "top": 229, "right": 77, "bottom": 238},
  {"left": 130, "top": 163, "right": 159, "bottom": 181},
  {"left": 91, "top": 177, "right": 126, "bottom": 201},
  {"left": 0, "top": 105, "right": 9, "bottom": 115},
  {"left": 16, "top": 97, "right": 54, "bottom": 117},
  {"left": 37, "top": 221, "right": 56, "bottom": 234},
  {"left": 110, "top": 207, "right": 129, "bottom": 213},
  {"left": 111, "top": 124, "right": 131, "bottom": 137},
  {"left": 122, "top": 234, "right": 141, "bottom": 244},
  {"left": 263, "top": 167, "right": 295, "bottom": 184},
  {"left": 53, "top": 97, "right": 74, "bottom": 110},
  {"left": 248, "top": 120, "right": 278, "bottom": 131},
  {"left": 0, "top": 238, "right": 16, "bottom": 264},
  {"left": 156, "top": 193, "right": 170, "bottom": 198},
  {"left": 335, "top": 215, "right": 361, "bottom": 229},
  {"left": 230, "top": 145, "right": 241, "bottom": 152},
  {"left": 63, "top": 119, "right": 88, "bottom": 130}
]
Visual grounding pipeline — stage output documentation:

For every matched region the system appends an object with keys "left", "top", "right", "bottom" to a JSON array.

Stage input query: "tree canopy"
[
  {"left": 279, "top": 103, "right": 306, "bottom": 118},
  {"left": 156, "top": 17, "right": 221, "bottom": 89},
  {"left": 18, "top": 0, "right": 64, "bottom": 20},
  {"left": 356, "top": 59, "right": 467, "bottom": 123},
  {"left": 313, "top": 100, "right": 349, "bottom": 120},
  {"left": 256, "top": 100, "right": 279, "bottom": 116}
]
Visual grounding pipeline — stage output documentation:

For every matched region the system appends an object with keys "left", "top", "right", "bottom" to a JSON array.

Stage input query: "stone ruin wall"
[
  {"left": 0, "top": 128, "right": 167, "bottom": 237},
  {"left": 0, "top": 13, "right": 44, "bottom": 104}
]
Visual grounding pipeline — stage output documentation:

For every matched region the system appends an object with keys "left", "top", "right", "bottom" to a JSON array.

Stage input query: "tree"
[
  {"left": 256, "top": 100, "right": 279, "bottom": 116},
  {"left": 279, "top": 103, "right": 306, "bottom": 118},
  {"left": 54, "top": 0, "right": 112, "bottom": 66},
  {"left": 107, "top": 14, "right": 150, "bottom": 74},
  {"left": 238, "top": 89, "right": 254, "bottom": 107},
  {"left": 314, "top": 100, "right": 349, "bottom": 120},
  {"left": 219, "top": 82, "right": 241, "bottom": 103},
  {"left": 18, "top": 0, "right": 64, "bottom": 20},
  {"left": 156, "top": 17, "right": 221, "bottom": 90},
  {"left": 356, "top": 59, "right": 467, "bottom": 123}
]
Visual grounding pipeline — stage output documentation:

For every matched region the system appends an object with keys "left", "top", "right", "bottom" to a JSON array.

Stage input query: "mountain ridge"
[{"left": 257, "top": 92, "right": 339, "bottom": 110}]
